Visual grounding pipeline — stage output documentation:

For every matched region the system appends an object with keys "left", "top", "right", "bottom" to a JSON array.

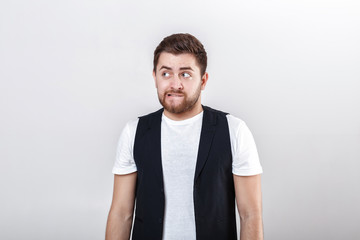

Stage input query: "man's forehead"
[{"left": 157, "top": 52, "right": 199, "bottom": 70}]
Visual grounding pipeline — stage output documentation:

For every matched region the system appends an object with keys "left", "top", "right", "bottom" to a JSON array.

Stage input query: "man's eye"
[
  {"left": 182, "top": 73, "right": 191, "bottom": 78},
  {"left": 162, "top": 72, "right": 170, "bottom": 77}
]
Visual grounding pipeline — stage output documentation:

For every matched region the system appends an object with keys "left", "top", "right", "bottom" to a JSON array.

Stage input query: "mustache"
[{"left": 165, "top": 90, "right": 185, "bottom": 94}]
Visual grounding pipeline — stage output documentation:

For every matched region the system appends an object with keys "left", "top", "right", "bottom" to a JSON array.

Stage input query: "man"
[{"left": 106, "top": 33, "right": 263, "bottom": 240}]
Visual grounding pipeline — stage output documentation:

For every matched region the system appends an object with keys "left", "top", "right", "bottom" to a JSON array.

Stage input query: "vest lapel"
[
  {"left": 146, "top": 108, "right": 165, "bottom": 187},
  {"left": 194, "top": 105, "right": 217, "bottom": 182}
]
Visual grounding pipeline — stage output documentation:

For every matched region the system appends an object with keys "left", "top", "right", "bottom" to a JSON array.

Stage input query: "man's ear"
[
  {"left": 153, "top": 70, "right": 157, "bottom": 88},
  {"left": 200, "top": 72, "right": 209, "bottom": 90}
]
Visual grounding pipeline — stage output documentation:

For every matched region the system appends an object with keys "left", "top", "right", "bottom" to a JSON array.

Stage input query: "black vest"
[{"left": 132, "top": 105, "right": 237, "bottom": 240}]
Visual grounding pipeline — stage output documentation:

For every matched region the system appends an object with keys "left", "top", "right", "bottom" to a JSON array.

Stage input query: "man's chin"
[
  {"left": 164, "top": 105, "right": 186, "bottom": 114},
  {"left": 164, "top": 101, "right": 198, "bottom": 114}
]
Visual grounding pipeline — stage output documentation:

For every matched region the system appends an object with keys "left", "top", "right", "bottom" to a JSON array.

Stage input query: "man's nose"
[{"left": 170, "top": 75, "right": 183, "bottom": 89}]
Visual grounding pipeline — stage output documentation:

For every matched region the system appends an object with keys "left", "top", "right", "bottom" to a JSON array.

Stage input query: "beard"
[{"left": 157, "top": 83, "right": 202, "bottom": 114}]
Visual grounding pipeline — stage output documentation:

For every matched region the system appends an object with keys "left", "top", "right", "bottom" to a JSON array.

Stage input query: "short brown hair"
[{"left": 153, "top": 33, "right": 207, "bottom": 76}]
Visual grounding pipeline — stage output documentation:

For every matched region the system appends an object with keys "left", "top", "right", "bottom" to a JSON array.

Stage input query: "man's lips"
[{"left": 166, "top": 93, "right": 184, "bottom": 97}]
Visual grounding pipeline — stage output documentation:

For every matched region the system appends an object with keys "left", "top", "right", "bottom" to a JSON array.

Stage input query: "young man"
[{"left": 106, "top": 33, "right": 264, "bottom": 240}]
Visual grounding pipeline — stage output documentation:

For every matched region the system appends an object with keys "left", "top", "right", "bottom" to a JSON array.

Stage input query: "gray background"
[{"left": 1, "top": 0, "right": 359, "bottom": 239}]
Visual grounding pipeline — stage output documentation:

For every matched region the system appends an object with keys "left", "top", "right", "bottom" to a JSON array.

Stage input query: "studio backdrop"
[{"left": 0, "top": 0, "right": 359, "bottom": 239}]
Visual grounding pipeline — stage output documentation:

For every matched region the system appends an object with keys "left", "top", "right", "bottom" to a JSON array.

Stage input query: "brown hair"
[{"left": 153, "top": 33, "right": 207, "bottom": 76}]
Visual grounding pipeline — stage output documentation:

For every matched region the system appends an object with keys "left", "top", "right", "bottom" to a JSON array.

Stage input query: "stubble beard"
[{"left": 158, "top": 84, "right": 202, "bottom": 114}]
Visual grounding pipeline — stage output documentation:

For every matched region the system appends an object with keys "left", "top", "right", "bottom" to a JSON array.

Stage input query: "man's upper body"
[{"left": 106, "top": 33, "right": 264, "bottom": 240}]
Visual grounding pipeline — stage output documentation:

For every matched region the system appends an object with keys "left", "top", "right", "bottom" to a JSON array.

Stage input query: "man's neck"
[{"left": 163, "top": 103, "right": 203, "bottom": 121}]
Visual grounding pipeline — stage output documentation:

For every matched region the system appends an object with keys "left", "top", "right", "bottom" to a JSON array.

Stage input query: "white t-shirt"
[{"left": 112, "top": 110, "right": 263, "bottom": 240}]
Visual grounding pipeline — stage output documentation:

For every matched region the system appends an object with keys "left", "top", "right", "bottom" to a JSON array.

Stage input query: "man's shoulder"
[
  {"left": 226, "top": 114, "right": 246, "bottom": 130},
  {"left": 204, "top": 106, "right": 246, "bottom": 129},
  {"left": 203, "top": 106, "right": 245, "bottom": 124},
  {"left": 203, "top": 105, "right": 229, "bottom": 116},
  {"left": 129, "top": 108, "right": 164, "bottom": 132}
]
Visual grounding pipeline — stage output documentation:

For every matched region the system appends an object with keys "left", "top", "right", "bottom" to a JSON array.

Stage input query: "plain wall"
[{"left": 0, "top": 0, "right": 359, "bottom": 239}]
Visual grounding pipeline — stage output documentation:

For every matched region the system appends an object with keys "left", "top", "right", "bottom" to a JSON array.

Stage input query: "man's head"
[
  {"left": 153, "top": 33, "right": 207, "bottom": 78},
  {"left": 153, "top": 33, "right": 209, "bottom": 116}
]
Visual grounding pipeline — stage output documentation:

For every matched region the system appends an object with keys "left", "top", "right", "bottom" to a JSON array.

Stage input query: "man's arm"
[
  {"left": 234, "top": 174, "right": 263, "bottom": 240},
  {"left": 105, "top": 172, "right": 137, "bottom": 240}
]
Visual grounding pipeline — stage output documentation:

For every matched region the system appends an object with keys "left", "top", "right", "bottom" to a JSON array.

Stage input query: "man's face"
[{"left": 153, "top": 52, "right": 208, "bottom": 114}]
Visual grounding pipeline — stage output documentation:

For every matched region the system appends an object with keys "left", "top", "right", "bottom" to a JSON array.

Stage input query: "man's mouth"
[{"left": 167, "top": 93, "right": 184, "bottom": 97}]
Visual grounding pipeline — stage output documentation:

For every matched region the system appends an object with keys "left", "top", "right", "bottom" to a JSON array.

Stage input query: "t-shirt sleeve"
[
  {"left": 227, "top": 115, "right": 263, "bottom": 176},
  {"left": 112, "top": 118, "right": 139, "bottom": 175}
]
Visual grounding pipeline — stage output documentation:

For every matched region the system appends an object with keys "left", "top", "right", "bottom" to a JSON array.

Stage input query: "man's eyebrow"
[
  {"left": 179, "top": 67, "right": 194, "bottom": 71},
  {"left": 159, "top": 66, "right": 172, "bottom": 71},
  {"left": 158, "top": 66, "right": 194, "bottom": 71}
]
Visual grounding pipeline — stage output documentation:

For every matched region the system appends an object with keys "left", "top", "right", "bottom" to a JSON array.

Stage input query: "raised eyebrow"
[{"left": 159, "top": 66, "right": 172, "bottom": 71}]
